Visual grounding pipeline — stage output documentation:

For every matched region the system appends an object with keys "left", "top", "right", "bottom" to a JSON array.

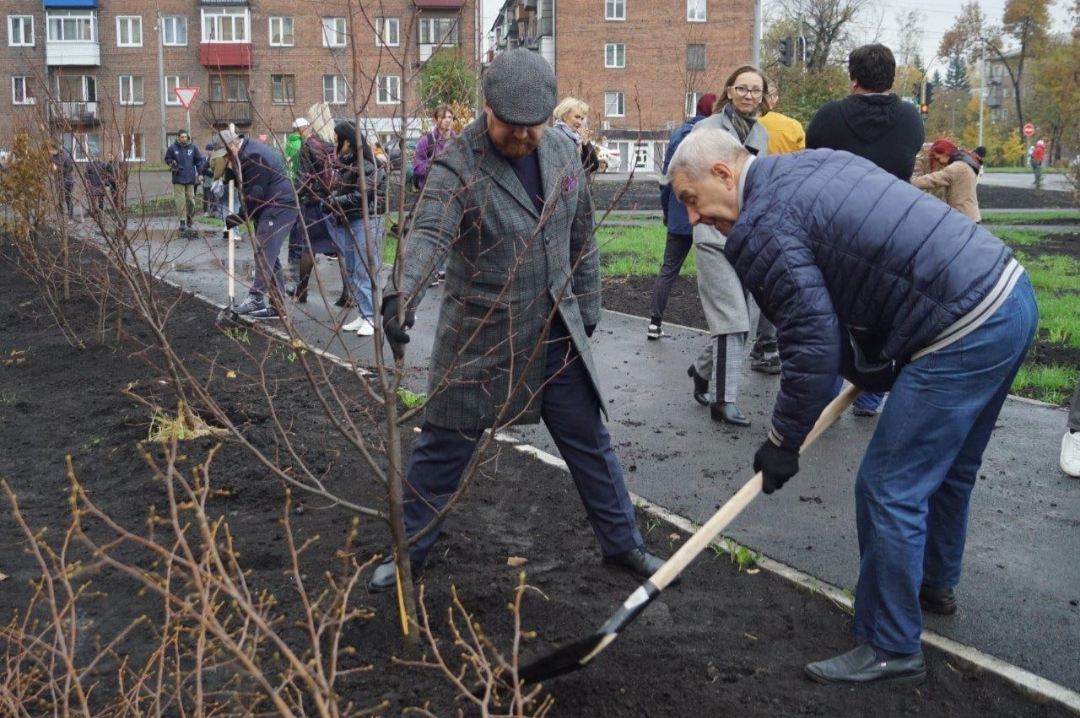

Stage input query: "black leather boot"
[
  {"left": 711, "top": 402, "right": 750, "bottom": 427},
  {"left": 603, "top": 546, "right": 679, "bottom": 584},
  {"left": 687, "top": 366, "right": 709, "bottom": 407},
  {"left": 805, "top": 645, "right": 926, "bottom": 685},
  {"left": 919, "top": 586, "right": 957, "bottom": 615}
]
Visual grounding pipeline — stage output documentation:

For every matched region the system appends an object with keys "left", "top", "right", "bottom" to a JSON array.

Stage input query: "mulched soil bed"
[{"left": 0, "top": 251, "right": 1073, "bottom": 716}]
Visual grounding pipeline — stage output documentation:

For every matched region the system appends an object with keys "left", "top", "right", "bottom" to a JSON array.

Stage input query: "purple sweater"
[{"left": 412, "top": 128, "right": 456, "bottom": 188}]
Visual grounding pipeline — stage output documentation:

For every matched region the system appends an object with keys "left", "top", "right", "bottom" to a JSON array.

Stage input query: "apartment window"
[
  {"left": 269, "top": 17, "right": 293, "bottom": 47},
  {"left": 122, "top": 133, "right": 145, "bottom": 162},
  {"left": 67, "top": 132, "right": 102, "bottom": 162},
  {"left": 323, "top": 74, "right": 347, "bottom": 104},
  {"left": 605, "top": 0, "right": 625, "bottom": 21},
  {"left": 47, "top": 11, "right": 96, "bottom": 43},
  {"left": 687, "top": 43, "right": 706, "bottom": 70},
  {"left": 116, "top": 16, "right": 142, "bottom": 47},
  {"left": 119, "top": 75, "right": 144, "bottom": 105},
  {"left": 56, "top": 75, "right": 97, "bottom": 103},
  {"left": 210, "top": 74, "right": 249, "bottom": 102},
  {"left": 8, "top": 16, "right": 34, "bottom": 47},
  {"left": 162, "top": 16, "right": 187, "bottom": 46},
  {"left": 376, "top": 75, "right": 401, "bottom": 105},
  {"left": 201, "top": 8, "right": 250, "bottom": 43},
  {"left": 322, "top": 17, "right": 346, "bottom": 47},
  {"left": 685, "top": 91, "right": 704, "bottom": 117},
  {"left": 687, "top": 0, "right": 707, "bottom": 22},
  {"left": 604, "top": 42, "right": 625, "bottom": 68},
  {"left": 12, "top": 76, "right": 34, "bottom": 105},
  {"left": 271, "top": 74, "right": 295, "bottom": 104},
  {"left": 376, "top": 17, "right": 400, "bottom": 47},
  {"left": 164, "top": 75, "right": 188, "bottom": 105},
  {"left": 604, "top": 91, "right": 625, "bottom": 117},
  {"left": 419, "top": 17, "right": 458, "bottom": 45}
]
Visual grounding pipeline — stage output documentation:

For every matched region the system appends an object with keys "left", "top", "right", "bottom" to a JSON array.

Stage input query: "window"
[
  {"left": 8, "top": 16, "right": 34, "bottom": 47},
  {"left": 210, "top": 74, "right": 249, "bottom": 102},
  {"left": 119, "top": 75, "right": 144, "bottom": 105},
  {"left": 162, "top": 16, "right": 187, "bottom": 46},
  {"left": 271, "top": 74, "right": 295, "bottom": 104},
  {"left": 685, "top": 91, "right": 704, "bottom": 117},
  {"left": 122, "top": 133, "right": 145, "bottom": 162},
  {"left": 67, "top": 132, "right": 101, "bottom": 162},
  {"left": 376, "top": 17, "right": 400, "bottom": 46},
  {"left": 12, "top": 76, "right": 34, "bottom": 105},
  {"left": 269, "top": 17, "right": 293, "bottom": 47},
  {"left": 201, "top": 8, "right": 250, "bottom": 43},
  {"left": 605, "top": 0, "right": 625, "bottom": 21},
  {"left": 56, "top": 75, "right": 96, "bottom": 103},
  {"left": 633, "top": 143, "right": 650, "bottom": 170},
  {"left": 687, "top": 0, "right": 706, "bottom": 22},
  {"left": 687, "top": 43, "right": 706, "bottom": 70},
  {"left": 376, "top": 75, "right": 401, "bottom": 105},
  {"left": 323, "top": 74, "right": 347, "bottom": 104},
  {"left": 322, "top": 17, "right": 346, "bottom": 47},
  {"left": 116, "top": 16, "right": 142, "bottom": 47},
  {"left": 604, "top": 42, "right": 625, "bottom": 68},
  {"left": 165, "top": 75, "right": 189, "bottom": 105},
  {"left": 47, "top": 11, "right": 96, "bottom": 43},
  {"left": 604, "top": 91, "right": 624, "bottom": 117},
  {"left": 419, "top": 17, "right": 458, "bottom": 45}
]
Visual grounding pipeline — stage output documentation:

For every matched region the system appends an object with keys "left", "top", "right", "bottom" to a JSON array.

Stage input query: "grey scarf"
[{"left": 724, "top": 103, "right": 757, "bottom": 145}]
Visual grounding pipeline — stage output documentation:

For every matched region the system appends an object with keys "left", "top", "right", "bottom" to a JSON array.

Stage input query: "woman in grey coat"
[{"left": 687, "top": 65, "right": 770, "bottom": 426}]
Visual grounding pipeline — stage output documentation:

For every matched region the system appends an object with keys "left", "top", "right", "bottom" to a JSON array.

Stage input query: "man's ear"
[{"left": 710, "top": 161, "right": 736, "bottom": 188}]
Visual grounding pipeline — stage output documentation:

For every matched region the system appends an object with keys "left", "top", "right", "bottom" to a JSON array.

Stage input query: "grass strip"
[
  {"left": 595, "top": 224, "right": 694, "bottom": 277},
  {"left": 981, "top": 210, "right": 1080, "bottom": 225},
  {"left": 1012, "top": 364, "right": 1080, "bottom": 406}
]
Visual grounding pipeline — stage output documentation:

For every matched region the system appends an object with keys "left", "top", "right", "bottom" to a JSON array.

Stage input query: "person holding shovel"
[{"left": 668, "top": 128, "right": 1037, "bottom": 686}]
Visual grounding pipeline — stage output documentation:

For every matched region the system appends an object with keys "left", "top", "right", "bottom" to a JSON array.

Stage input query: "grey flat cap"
[
  {"left": 210, "top": 129, "right": 240, "bottom": 159},
  {"left": 483, "top": 49, "right": 557, "bottom": 126}
]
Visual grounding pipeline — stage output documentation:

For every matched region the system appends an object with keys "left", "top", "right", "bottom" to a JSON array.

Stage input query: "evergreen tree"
[
  {"left": 944, "top": 53, "right": 970, "bottom": 89},
  {"left": 932, "top": 69, "right": 944, "bottom": 88}
]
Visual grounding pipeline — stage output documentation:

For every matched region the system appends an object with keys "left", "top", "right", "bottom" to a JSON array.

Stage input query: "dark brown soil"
[
  {"left": 975, "top": 185, "right": 1075, "bottom": 210},
  {"left": 0, "top": 252, "right": 1072, "bottom": 716}
]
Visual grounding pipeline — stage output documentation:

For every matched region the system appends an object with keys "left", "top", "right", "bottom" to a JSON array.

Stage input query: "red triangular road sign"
[{"left": 174, "top": 87, "right": 199, "bottom": 110}]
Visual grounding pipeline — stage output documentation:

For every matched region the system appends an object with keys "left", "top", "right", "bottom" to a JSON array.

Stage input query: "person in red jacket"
[{"left": 1030, "top": 140, "right": 1046, "bottom": 187}]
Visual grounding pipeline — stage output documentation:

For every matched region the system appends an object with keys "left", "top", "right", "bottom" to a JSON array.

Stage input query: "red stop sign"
[{"left": 1023, "top": 123, "right": 1035, "bottom": 137}]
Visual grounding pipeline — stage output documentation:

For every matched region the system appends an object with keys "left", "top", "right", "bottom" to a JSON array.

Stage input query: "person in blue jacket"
[
  {"left": 212, "top": 129, "right": 299, "bottom": 320},
  {"left": 669, "top": 128, "right": 1037, "bottom": 686},
  {"left": 163, "top": 129, "right": 204, "bottom": 233}
]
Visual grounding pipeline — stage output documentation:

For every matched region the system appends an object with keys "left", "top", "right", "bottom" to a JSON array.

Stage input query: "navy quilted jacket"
[{"left": 726, "top": 149, "right": 1013, "bottom": 448}]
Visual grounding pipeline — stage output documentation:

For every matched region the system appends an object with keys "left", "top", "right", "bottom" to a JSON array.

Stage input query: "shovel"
[
  {"left": 215, "top": 181, "right": 242, "bottom": 325},
  {"left": 516, "top": 384, "right": 862, "bottom": 685}
]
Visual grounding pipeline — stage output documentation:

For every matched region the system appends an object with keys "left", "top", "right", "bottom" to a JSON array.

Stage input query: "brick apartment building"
[
  {"left": 489, "top": 0, "right": 753, "bottom": 173},
  {"left": 1, "top": 0, "right": 476, "bottom": 163}
]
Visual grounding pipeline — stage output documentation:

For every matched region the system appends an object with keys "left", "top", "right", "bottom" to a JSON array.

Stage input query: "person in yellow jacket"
[{"left": 758, "top": 84, "right": 806, "bottom": 155}]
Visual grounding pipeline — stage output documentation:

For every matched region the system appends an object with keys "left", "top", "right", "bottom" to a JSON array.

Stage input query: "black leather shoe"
[
  {"left": 919, "top": 586, "right": 957, "bottom": 615},
  {"left": 603, "top": 547, "right": 679, "bottom": 584},
  {"left": 687, "top": 366, "right": 709, "bottom": 407},
  {"left": 711, "top": 402, "right": 750, "bottom": 427},
  {"left": 368, "top": 555, "right": 425, "bottom": 593},
  {"left": 805, "top": 645, "right": 927, "bottom": 686}
]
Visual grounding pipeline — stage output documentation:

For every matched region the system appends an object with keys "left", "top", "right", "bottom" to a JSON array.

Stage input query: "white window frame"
[
  {"left": 685, "top": 91, "right": 704, "bottom": 118},
  {"left": 605, "top": 0, "right": 626, "bottom": 22},
  {"left": 271, "top": 74, "right": 295, "bottom": 105},
  {"left": 269, "top": 16, "right": 293, "bottom": 47},
  {"left": 8, "top": 16, "right": 34, "bottom": 47},
  {"left": 687, "top": 0, "right": 707, "bottom": 22},
  {"left": 119, "top": 75, "right": 144, "bottom": 105},
  {"left": 201, "top": 8, "right": 251, "bottom": 44},
  {"left": 604, "top": 42, "right": 625, "bottom": 68},
  {"left": 122, "top": 133, "right": 145, "bottom": 162},
  {"left": 116, "top": 16, "right": 142, "bottom": 48},
  {"left": 164, "top": 75, "right": 188, "bottom": 106},
  {"left": 12, "top": 76, "right": 34, "bottom": 105},
  {"left": 322, "top": 74, "right": 348, "bottom": 105},
  {"left": 376, "top": 17, "right": 400, "bottom": 47},
  {"left": 419, "top": 17, "right": 458, "bottom": 45},
  {"left": 322, "top": 17, "right": 346, "bottom": 48},
  {"left": 376, "top": 75, "right": 401, "bottom": 105},
  {"left": 46, "top": 11, "right": 97, "bottom": 43},
  {"left": 162, "top": 16, "right": 187, "bottom": 46},
  {"left": 604, "top": 91, "right": 625, "bottom": 117}
]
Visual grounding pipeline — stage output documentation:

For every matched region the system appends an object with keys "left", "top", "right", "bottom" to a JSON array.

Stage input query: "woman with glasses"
[{"left": 684, "top": 65, "right": 771, "bottom": 427}]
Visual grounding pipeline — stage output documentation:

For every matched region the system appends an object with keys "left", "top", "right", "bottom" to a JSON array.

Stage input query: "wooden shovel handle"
[{"left": 650, "top": 384, "right": 862, "bottom": 591}]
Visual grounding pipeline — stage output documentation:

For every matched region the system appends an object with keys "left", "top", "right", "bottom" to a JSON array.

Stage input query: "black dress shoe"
[
  {"left": 919, "top": 586, "right": 957, "bottom": 615},
  {"left": 805, "top": 644, "right": 927, "bottom": 686},
  {"left": 603, "top": 547, "right": 679, "bottom": 584},
  {"left": 710, "top": 402, "right": 750, "bottom": 427},
  {"left": 368, "top": 555, "right": 425, "bottom": 593},
  {"left": 687, "top": 366, "right": 709, "bottom": 407}
]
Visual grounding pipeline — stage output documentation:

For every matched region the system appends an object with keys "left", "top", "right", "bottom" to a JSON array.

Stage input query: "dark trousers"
[
  {"left": 1069, "top": 381, "right": 1080, "bottom": 433},
  {"left": 649, "top": 232, "right": 693, "bottom": 322},
  {"left": 251, "top": 205, "right": 297, "bottom": 301},
  {"left": 403, "top": 318, "right": 643, "bottom": 562}
]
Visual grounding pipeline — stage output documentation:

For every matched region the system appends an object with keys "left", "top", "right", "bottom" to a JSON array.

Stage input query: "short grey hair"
[{"left": 668, "top": 128, "right": 751, "bottom": 182}]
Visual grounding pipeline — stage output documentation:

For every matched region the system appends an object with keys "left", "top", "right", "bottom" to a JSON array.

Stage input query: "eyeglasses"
[{"left": 731, "top": 86, "right": 764, "bottom": 98}]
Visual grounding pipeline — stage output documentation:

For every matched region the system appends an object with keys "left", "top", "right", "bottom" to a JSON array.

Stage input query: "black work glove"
[
  {"left": 584, "top": 324, "right": 596, "bottom": 338},
  {"left": 381, "top": 295, "right": 415, "bottom": 360},
  {"left": 753, "top": 438, "right": 800, "bottom": 495},
  {"left": 225, "top": 213, "right": 244, "bottom": 230}
]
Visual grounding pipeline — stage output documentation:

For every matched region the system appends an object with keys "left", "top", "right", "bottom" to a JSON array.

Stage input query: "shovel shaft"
[{"left": 227, "top": 180, "right": 236, "bottom": 303}]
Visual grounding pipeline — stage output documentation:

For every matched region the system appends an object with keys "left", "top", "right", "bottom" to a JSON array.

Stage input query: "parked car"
[{"left": 594, "top": 143, "right": 621, "bottom": 173}]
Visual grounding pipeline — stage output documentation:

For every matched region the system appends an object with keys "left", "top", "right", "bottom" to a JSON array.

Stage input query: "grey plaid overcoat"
[{"left": 388, "top": 115, "right": 602, "bottom": 431}]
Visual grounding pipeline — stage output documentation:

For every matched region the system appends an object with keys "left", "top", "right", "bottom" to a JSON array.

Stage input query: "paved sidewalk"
[{"left": 108, "top": 219, "right": 1080, "bottom": 692}]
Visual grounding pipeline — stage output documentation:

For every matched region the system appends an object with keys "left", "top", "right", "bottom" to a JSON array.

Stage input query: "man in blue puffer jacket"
[{"left": 669, "top": 128, "right": 1038, "bottom": 686}]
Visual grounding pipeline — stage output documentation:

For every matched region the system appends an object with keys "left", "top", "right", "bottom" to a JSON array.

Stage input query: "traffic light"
[
  {"left": 920, "top": 103, "right": 929, "bottom": 116},
  {"left": 925, "top": 82, "right": 935, "bottom": 106},
  {"left": 779, "top": 37, "right": 792, "bottom": 67}
]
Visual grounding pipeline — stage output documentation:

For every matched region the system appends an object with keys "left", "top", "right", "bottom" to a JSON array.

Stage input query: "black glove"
[
  {"left": 381, "top": 295, "right": 415, "bottom": 360},
  {"left": 584, "top": 324, "right": 596, "bottom": 338},
  {"left": 225, "top": 213, "right": 243, "bottom": 230},
  {"left": 753, "top": 438, "right": 800, "bottom": 495}
]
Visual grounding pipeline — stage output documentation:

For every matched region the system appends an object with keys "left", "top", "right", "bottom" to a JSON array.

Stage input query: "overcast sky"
[{"left": 479, "top": 0, "right": 1075, "bottom": 76}]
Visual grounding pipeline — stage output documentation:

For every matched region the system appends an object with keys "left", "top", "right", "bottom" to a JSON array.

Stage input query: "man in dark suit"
[
  {"left": 370, "top": 49, "right": 667, "bottom": 591},
  {"left": 212, "top": 129, "right": 298, "bottom": 320}
]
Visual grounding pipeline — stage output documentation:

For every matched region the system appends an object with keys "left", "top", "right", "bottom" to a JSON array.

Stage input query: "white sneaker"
[
  {"left": 1061, "top": 431, "right": 1080, "bottom": 477},
  {"left": 356, "top": 318, "right": 375, "bottom": 337},
  {"left": 342, "top": 315, "right": 366, "bottom": 332}
]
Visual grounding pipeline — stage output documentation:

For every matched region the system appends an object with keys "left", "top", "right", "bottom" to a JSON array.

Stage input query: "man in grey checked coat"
[{"left": 370, "top": 50, "right": 667, "bottom": 591}]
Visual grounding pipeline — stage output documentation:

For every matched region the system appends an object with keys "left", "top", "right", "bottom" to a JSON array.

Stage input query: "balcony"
[
  {"left": 201, "top": 43, "right": 252, "bottom": 68},
  {"left": 420, "top": 42, "right": 457, "bottom": 61},
  {"left": 415, "top": 0, "right": 465, "bottom": 8},
  {"left": 202, "top": 0, "right": 248, "bottom": 3},
  {"left": 49, "top": 101, "right": 100, "bottom": 126},
  {"left": 44, "top": 0, "right": 97, "bottom": 6},
  {"left": 206, "top": 100, "right": 252, "bottom": 126},
  {"left": 46, "top": 41, "right": 100, "bottom": 66}
]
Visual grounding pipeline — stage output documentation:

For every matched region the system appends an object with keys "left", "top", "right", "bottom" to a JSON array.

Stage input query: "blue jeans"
[
  {"left": 402, "top": 317, "right": 643, "bottom": 562},
  {"left": 332, "top": 214, "right": 383, "bottom": 319},
  {"left": 853, "top": 275, "right": 1037, "bottom": 654}
]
